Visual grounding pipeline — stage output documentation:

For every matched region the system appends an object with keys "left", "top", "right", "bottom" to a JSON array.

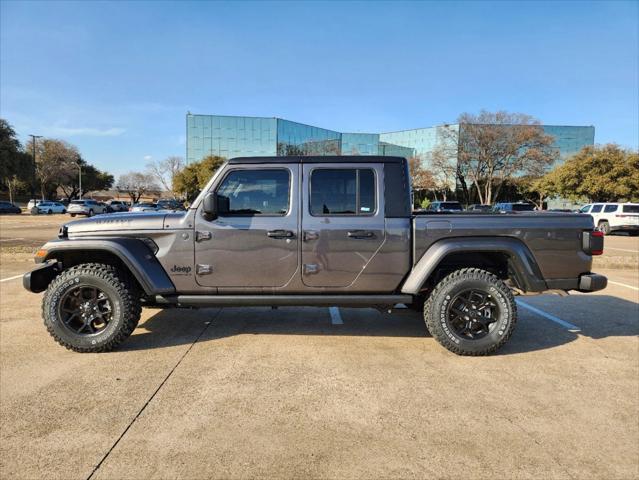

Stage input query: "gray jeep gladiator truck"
[{"left": 24, "top": 156, "right": 607, "bottom": 355}]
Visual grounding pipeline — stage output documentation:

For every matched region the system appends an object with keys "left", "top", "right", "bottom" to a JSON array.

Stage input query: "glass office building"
[{"left": 186, "top": 113, "right": 594, "bottom": 172}]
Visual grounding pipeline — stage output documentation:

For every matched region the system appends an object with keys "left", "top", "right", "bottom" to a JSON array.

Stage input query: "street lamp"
[
  {"left": 76, "top": 162, "right": 82, "bottom": 199},
  {"left": 28, "top": 134, "right": 42, "bottom": 198}
]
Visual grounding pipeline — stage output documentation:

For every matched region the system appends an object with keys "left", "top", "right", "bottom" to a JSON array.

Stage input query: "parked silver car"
[{"left": 67, "top": 199, "right": 107, "bottom": 217}]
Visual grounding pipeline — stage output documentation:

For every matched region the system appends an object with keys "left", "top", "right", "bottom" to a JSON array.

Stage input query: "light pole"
[
  {"left": 76, "top": 162, "right": 82, "bottom": 199},
  {"left": 28, "top": 134, "right": 42, "bottom": 199}
]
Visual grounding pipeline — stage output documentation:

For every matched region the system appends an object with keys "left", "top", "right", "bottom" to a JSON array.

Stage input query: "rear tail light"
[
  {"left": 590, "top": 230, "right": 604, "bottom": 255},
  {"left": 582, "top": 230, "right": 604, "bottom": 256}
]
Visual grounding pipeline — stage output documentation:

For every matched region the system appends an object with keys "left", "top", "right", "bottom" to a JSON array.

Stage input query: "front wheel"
[
  {"left": 70, "top": 213, "right": 76, "bottom": 217},
  {"left": 88, "top": 209, "right": 94, "bottom": 217},
  {"left": 47, "top": 209, "right": 52, "bottom": 214},
  {"left": 424, "top": 268, "right": 517, "bottom": 356},
  {"left": 42, "top": 263, "right": 141, "bottom": 352}
]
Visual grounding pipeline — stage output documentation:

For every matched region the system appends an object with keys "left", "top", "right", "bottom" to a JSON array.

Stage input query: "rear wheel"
[
  {"left": 42, "top": 263, "right": 141, "bottom": 353},
  {"left": 598, "top": 220, "right": 611, "bottom": 235},
  {"left": 70, "top": 213, "right": 76, "bottom": 217},
  {"left": 424, "top": 268, "right": 517, "bottom": 356}
]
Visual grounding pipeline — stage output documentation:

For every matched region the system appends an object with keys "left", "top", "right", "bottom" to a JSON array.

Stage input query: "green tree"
[
  {"left": 59, "top": 160, "right": 114, "bottom": 201},
  {"left": 173, "top": 155, "right": 225, "bottom": 200},
  {"left": 0, "top": 119, "right": 33, "bottom": 202},
  {"left": 548, "top": 144, "right": 639, "bottom": 202}
]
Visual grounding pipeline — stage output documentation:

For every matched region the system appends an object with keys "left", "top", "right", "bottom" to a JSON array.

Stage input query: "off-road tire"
[
  {"left": 424, "top": 268, "right": 517, "bottom": 356},
  {"left": 598, "top": 220, "right": 611, "bottom": 235},
  {"left": 42, "top": 263, "right": 141, "bottom": 353}
]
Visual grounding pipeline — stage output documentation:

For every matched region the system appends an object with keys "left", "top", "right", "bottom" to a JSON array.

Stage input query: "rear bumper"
[{"left": 578, "top": 273, "right": 607, "bottom": 292}]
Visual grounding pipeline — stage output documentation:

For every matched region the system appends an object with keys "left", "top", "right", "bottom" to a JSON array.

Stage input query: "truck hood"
[{"left": 65, "top": 212, "right": 171, "bottom": 236}]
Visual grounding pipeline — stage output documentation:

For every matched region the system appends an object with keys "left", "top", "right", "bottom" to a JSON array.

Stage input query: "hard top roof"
[{"left": 227, "top": 155, "right": 407, "bottom": 165}]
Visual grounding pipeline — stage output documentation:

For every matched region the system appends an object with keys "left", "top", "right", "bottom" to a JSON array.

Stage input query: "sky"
[{"left": 1, "top": 0, "right": 637, "bottom": 177}]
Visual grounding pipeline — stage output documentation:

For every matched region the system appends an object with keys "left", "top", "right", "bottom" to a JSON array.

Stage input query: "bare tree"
[
  {"left": 34, "top": 139, "right": 79, "bottom": 199},
  {"left": 454, "top": 111, "right": 558, "bottom": 205},
  {"left": 146, "top": 156, "right": 184, "bottom": 198},
  {"left": 430, "top": 147, "right": 458, "bottom": 201},
  {"left": 117, "top": 172, "right": 160, "bottom": 204}
]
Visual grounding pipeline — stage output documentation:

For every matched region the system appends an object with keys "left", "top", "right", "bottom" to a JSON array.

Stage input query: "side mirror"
[
  {"left": 202, "top": 193, "right": 229, "bottom": 220},
  {"left": 202, "top": 193, "right": 218, "bottom": 220}
]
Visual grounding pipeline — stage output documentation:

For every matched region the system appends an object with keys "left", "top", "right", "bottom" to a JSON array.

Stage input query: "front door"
[
  {"left": 194, "top": 164, "right": 299, "bottom": 288},
  {"left": 301, "top": 163, "right": 385, "bottom": 288}
]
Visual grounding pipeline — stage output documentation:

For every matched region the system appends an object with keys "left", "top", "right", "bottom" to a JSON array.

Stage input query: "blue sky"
[{"left": 1, "top": 0, "right": 637, "bottom": 177}]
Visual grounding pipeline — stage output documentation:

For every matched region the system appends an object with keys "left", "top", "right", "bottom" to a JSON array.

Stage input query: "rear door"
[
  {"left": 194, "top": 163, "right": 299, "bottom": 288},
  {"left": 301, "top": 163, "right": 385, "bottom": 288}
]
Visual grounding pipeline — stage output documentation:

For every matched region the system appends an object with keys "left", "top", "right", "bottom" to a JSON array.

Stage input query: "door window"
[
  {"left": 310, "top": 168, "right": 376, "bottom": 216},
  {"left": 216, "top": 169, "right": 290, "bottom": 215},
  {"left": 604, "top": 204, "right": 618, "bottom": 213},
  {"left": 591, "top": 204, "right": 603, "bottom": 213}
]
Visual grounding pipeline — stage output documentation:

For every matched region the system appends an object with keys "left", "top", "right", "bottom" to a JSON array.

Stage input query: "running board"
[{"left": 153, "top": 294, "right": 413, "bottom": 308}]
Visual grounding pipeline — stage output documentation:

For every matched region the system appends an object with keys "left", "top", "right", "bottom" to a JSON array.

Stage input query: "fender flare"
[
  {"left": 401, "top": 237, "right": 547, "bottom": 294},
  {"left": 33, "top": 238, "right": 175, "bottom": 295}
]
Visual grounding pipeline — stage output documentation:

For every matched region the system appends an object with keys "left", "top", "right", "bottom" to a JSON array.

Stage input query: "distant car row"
[
  {"left": 421, "top": 201, "right": 537, "bottom": 213},
  {"left": 0, "top": 199, "right": 186, "bottom": 216}
]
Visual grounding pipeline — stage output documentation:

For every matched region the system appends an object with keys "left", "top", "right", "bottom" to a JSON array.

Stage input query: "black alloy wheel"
[
  {"left": 58, "top": 285, "right": 113, "bottom": 335},
  {"left": 446, "top": 288, "right": 500, "bottom": 340}
]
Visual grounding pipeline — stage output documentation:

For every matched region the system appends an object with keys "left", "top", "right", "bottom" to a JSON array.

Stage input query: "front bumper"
[
  {"left": 23, "top": 262, "right": 58, "bottom": 293},
  {"left": 578, "top": 273, "right": 607, "bottom": 292}
]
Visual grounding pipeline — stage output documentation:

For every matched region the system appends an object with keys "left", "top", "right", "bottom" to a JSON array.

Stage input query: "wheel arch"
[
  {"left": 33, "top": 238, "right": 175, "bottom": 295},
  {"left": 401, "top": 237, "right": 547, "bottom": 295}
]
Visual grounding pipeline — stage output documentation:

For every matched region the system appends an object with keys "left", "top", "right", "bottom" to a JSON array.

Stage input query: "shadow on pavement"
[{"left": 119, "top": 295, "right": 638, "bottom": 355}]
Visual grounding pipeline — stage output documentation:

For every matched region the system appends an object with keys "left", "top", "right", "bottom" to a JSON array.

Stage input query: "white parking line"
[
  {"left": 605, "top": 247, "right": 638, "bottom": 253},
  {"left": 516, "top": 299, "right": 581, "bottom": 332},
  {"left": 0, "top": 238, "right": 24, "bottom": 242},
  {"left": 608, "top": 280, "right": 639, "bottom": 291},
  {"left": 0, "top": 274, "right": 23, "bottom": 283},
  {"left": 329, "top": 307, "right": 343, "bottom": 325}
]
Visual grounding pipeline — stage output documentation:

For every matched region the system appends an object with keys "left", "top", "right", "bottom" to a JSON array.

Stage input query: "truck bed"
[{"left": 412, "top": 213, "right": 595, "bottom": 283}]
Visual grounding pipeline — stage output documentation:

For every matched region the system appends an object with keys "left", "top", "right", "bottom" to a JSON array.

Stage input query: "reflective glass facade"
[{"left": 186, "top": 115, "right": 594, "bottom": 176}]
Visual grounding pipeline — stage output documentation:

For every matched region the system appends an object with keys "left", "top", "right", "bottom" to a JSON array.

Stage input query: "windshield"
[
  {"left": 512, "top": 204, "right": 535, "bottom": 211},
  {"left": 622, "top": 205, "right": 639, "bottom": 213}
]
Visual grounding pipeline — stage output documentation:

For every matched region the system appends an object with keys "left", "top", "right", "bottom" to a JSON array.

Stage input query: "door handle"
[
  {"left": 347, "top": 230, "right": 375, "bottom": 239},
  {"left": 267, "top": 229, "right": 294, "bottom": 239}
]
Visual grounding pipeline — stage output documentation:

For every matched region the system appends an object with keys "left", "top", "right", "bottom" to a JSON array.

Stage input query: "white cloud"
[
  {"left": 143, "top": 155, "right": 152, "bottom": 161},
  {"left": 46, "top": 126, "right": 126, "bottom": 137}
]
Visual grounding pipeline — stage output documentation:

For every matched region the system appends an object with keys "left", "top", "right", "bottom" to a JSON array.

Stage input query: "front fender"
[
  {"left": 401, "top": 237, "right": 547, "bottom": 294},
  {"left": 31, "top": 238, "right": 175, "bottom": 295}
]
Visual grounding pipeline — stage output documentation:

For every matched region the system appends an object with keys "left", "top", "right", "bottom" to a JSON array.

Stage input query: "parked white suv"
[
  {"left": 67, "top": 199, "right": 107, "bottom": 217},
  {"left": 579, "top": 203, "right": 639, "bottom": 235}
]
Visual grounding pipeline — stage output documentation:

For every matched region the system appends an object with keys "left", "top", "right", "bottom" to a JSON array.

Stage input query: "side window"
[
  {"left": 591, "top": 204, "right": 603, "bottom": 213},
  {"left": 216, "top": 169, "right": 290, "bottom": 215},
  {"left": 604, "top": 205, "right": 618, "bottom": 213},
  {"left": 579, "top": 205, "right": 591, "bottom": 213},
  {"left": 310, "top": 168, "right": 376, "bottom": 216}
]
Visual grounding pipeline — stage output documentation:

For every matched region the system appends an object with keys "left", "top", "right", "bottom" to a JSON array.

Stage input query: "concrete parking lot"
[{"left": 1, "top": 214, "right": 637, "bottom": 479}]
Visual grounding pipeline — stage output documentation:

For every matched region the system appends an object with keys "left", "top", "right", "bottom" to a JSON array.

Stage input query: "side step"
[{"left": 154, "top": 294, "right": 413, "bottom": 308}]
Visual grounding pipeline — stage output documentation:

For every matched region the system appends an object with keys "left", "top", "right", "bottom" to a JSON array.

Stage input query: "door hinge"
[
  {"left": 196, "top": 264, "right": 213, "bottom": 275},
  {"left": 196, "top": 231, "right": 212, "bottom": 242}
]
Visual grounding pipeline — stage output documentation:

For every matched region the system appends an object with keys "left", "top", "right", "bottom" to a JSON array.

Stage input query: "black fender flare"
[
  {"left": 29, "top": 238, "right": 175, "bottom": 295},
  {"left": 401, "top": 237, "right": 547, "bottom": 294}
]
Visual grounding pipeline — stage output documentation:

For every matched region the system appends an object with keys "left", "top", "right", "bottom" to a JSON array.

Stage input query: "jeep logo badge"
[{"left": 170, "top": 265, "right": 192, "bottom": 275}]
